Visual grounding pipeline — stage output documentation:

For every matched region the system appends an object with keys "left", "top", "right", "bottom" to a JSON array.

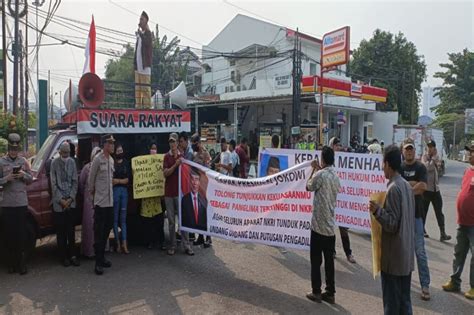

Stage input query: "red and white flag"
[{"left": 83, "top": 16, "right": 96, "bottom": 74}]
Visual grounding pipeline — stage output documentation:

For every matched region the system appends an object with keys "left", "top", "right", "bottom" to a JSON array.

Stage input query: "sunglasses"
[{"left": 9, "top": 141, "right": 20, "bottom": 145}]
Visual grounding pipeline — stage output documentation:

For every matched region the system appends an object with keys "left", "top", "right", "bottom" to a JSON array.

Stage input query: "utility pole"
[
  {"left": 453, "top": 120, "right": 457, "bottom": 149},
  {"left": 24, "top": 8, "right": 29, "bottom": 151},
  {"left": 292, "top": 28, "right": 301, "bottom": 127},
  {"left": 19, "top": 30, "right": 24, "bottom": 110},
  {"left": 13, "top": 0, "right": 20, "bottom": 115},
  {"left": 2, "top": 0, "right": 8, "bottom": 112}
]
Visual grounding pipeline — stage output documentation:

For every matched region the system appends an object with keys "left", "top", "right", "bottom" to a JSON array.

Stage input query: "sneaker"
[
  {"left": 306, "top": 292, "right": 322, "bottom": 303},
  {"left": 185, "top": 249, "right": 195, "bottom": 256},
  {"left": 167, "top": 248, "right": 175, "bottom": 256},
  {"left": 421, "top": 287, "right": 431, "bottom": 301},
  {"left": 321, "top": 292, "right": 335, "bottom": 304},
  {"left": 442, "top": 280, "right": 461, "bottom": 292},
  {"left": 465, "top": 288, "right": 474, "bottom": 300},
  {"left": 62, "top": 259, "right": 71, "bottom": 267},
  {"left": 347, "top": 255, "right": 356, "bottom": 264}
]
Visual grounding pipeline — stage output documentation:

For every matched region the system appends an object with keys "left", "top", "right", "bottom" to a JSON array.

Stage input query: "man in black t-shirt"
[{"left": 401, "top": 138, "right": 431, "bottom": 301}]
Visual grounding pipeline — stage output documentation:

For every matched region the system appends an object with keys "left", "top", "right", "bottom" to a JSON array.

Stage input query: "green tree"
[
  {"left": 433, "top": 49, "right": 474, "bottom": 116},
  {"left": 104, "top": 26, "right": 189, "bottom": 108},
  {"left": 350, "top": 29, "right": 427, "bottom": 124},
  {"left": 0, "top": 113, "right": 27, "bottom": 145},
  {"left": 432, "top": 113, "right": 465, "bottom": 147}
]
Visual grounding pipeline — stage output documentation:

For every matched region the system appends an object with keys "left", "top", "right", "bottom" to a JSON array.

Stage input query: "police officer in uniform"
[
  {"left": 88, "top": 134, "right": 115, "bottom": 275},
  {"left": 0, "top": 133, "right": 33, "bottom": 274}
]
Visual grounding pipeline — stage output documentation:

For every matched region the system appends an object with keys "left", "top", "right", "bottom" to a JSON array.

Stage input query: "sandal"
[{"left": 421, "top": 288, "right": 431, "bottom": 301}]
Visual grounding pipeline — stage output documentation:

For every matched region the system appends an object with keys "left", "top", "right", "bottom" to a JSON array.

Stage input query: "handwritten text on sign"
[{"left": 131, "top": 154, "right": 164, "bottom": 199}]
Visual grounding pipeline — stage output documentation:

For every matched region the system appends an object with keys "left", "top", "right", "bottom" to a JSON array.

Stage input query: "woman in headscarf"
[{"left": 79, "top": 147, "right": 102, "bottom": 258}]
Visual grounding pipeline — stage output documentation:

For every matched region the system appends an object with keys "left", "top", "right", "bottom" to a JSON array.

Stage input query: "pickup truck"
[{"left": 1, "top": 107, "right": 191, "bottom": 257}]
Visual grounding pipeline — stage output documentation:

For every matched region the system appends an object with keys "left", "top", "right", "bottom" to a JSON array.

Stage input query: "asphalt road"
[{"left": 0, "top": 160, "right": 473, "bottom": 314}]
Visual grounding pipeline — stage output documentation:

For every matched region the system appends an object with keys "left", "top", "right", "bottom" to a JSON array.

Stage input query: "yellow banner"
[
  {"left": 370, "top": 192, "right": 386, "bottom": 279},
  {"left": 131, "top": 154, "right": 164, "bottom": 199}
]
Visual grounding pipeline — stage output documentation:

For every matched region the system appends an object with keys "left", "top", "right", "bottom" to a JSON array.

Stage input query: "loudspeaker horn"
[
  {"left": 79, "top": 73, "right": 105, "bottom": 108},
  {"left": 168, "top": 81, "right": 187, "bottom": 109},
  {"left": 63, "top": 83, "right": 79, "bottom": 112}
]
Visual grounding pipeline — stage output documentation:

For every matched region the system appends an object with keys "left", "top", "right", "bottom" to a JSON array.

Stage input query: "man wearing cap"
[
  {"left": 0, "top": 133, "right": 33, "bottom": 275},
  {"left": 329, "top": 137, "right": 356, "bottom": 264},
  {"left": 164, "top": 133, "right": 193, "bottom": 256},
  {"left": 401, "top": 138, "right": 431, "bottom": 301},
  {"left": 89, "top": 134, "right": 115, "bottom": 275},
  {"left": 50, "top": 142, "right": 79, "bottom": 267},
  {"left": 134, "top": 11, "right": 153, "bottom": 109},
  {"left": 442, "top": 142, "right": 474, "bottom": 300},
  {"left": 422, "top": 140, "right": 451, "bottom": 241}
]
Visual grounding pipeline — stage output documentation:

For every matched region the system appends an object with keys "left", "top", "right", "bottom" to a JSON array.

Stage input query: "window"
[
  {"left": 229, "top": 59, "right": 236, "bottom": 66},
  {"left": 310, "top": 63, "right": 317, "bottom": 76}
]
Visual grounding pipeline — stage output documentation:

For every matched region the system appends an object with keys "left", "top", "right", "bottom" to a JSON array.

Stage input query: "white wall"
[{"left": 372, "top": 111, "right": 399, "bottom": 145}]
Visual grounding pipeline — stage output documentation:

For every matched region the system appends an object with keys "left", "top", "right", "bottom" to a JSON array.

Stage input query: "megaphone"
[
  {"left": 152, "top": 90, "right": 164, "bottom": 110},
  {"left": 63, "top": 83, "right": 79, "bottom": 112},
  {"left": 79, "top": 72, "right": 105, "bottom": 108},
  {"left": 168, "top": 81, "right": 187, "bottom": 109}
]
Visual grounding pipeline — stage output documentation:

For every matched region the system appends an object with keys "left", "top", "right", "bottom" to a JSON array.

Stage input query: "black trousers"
[
  {"left": 143, "top": 213, "right": 165, "bottom": 246},
  {"left": 53, "top": 209, "right": 76, "bottom": 261},
  {"left": 339, "top": 227, "right": 352, "bottom": 256},
  {"left": 1, "top": 206, "right": 27, "bottom": 270},
  {"left": 422, "top": 191, "right": 445, "bottom": 229},
  {"left": 310, "top": 230, "right": 336, "bottom": 295},
  {"left": 94, "top": 206, "right": 113, "bottom": 264}
]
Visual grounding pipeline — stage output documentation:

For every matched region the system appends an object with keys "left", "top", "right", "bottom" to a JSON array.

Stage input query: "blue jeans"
[
  {"left": 381, "top": 271, "right": 412, "bottom": 315},
  {"left": 113, "top": 186, "right": 128, "bottom": 242},
  {"left": 415, "top": 217, "right": 430, "bottom": 289},
  {"left": 450, "top": 225, "right": 474, "bottom": 288}
]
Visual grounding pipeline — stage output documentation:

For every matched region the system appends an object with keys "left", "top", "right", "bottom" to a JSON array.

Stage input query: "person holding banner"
[
  {"left": 164, "top": 133, "right": 193, "bottom": 256},
  {"left": 329, "top": 137, "right": 356, "bottom": 264},
  {"left": 181, "top": 168, "right": 208, "bottom": 231},
  {"left": 190, "top": 133, "right": 212, "bottom": 247},
  {"left": 305, "top": 146, "right": 341, "bottom": 305},
  {"left": 370, "top": 145, "right": 415, "bottom": 314},
  {"left": 178, "top": 132, "right": 194, "bottom": 161},
  {"left": 141, "top": 144, "right": 166, "bottom": 251}
]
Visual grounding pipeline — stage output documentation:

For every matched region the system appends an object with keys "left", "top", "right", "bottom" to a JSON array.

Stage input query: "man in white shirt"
[{"left": 216, "top": 137, "right": 232, "bottom": 176}]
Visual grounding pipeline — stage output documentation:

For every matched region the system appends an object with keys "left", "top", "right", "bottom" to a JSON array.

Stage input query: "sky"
[{"left": 2, "top": 0, "right": 473, "bottom": 107}]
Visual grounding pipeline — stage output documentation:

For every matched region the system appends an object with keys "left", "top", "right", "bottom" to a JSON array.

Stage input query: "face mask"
[
  {"left": 115, "top": 153, "right": 124, "bottom": 160},
  {"left": 192, "top": 144, "right": 199, "bottom": 152},
  {"left": 150, "top": 149, "right": 157, "bottom": 155}
]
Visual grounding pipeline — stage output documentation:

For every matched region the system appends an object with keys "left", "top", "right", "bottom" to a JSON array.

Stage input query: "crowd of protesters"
[{"left": 0, "top": 131, "right": 473, "bottom": 312}]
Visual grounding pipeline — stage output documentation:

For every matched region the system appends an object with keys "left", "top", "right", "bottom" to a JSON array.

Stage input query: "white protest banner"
[
  {"left": 179, "top": 160, "right": 314, "bottom": 250},
  {"left": 258, "top": 148, "right": 387, "bottom": 232}
]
